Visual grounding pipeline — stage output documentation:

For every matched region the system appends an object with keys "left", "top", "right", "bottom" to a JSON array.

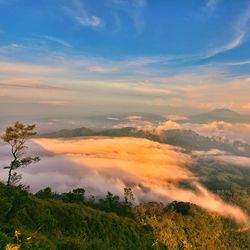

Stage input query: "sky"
[{"left": 1, "top": 0, "right": 250, "bottom": 119}]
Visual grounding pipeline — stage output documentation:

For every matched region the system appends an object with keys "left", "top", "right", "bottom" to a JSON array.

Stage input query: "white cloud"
[
  {"left": 62, "top": 0, "right": 104, "bottom": 29},
  {"left": 0, "top": 43, "right": 26, "bottom": 53},
  {"left": 11, "top": 137, "right": 246, "bottom": 225},
  {"left": 76, "top": 15, "right": 103, "bottom": 28},
  {"left": 41, "top": 36, "right": 71, "bottom": 47},
  {"left": 113, "top": 0, "right": 147, "bottom": 8},
  {"left": 205, "top": 5, "right": 250, "bottom": 58},
  {"left": 204, "top": 0, "right": 221, "bottom": 15},
  {"left": 206, "top": 32, "right": 245, "bottom": 58},
  {"left": 112, "top": 0, "right": 147, "bottom": 34},
  {"left": 224, "top": 60, "right": 250, "bottom": 66}
]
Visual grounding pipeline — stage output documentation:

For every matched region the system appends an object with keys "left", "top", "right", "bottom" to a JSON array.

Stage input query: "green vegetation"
[
  {"left": 189, "top": 158, "right": 250, "bottom": 215},
  {"left": 0, "top": 183, "right": 153, "bottom": 250},
  {"left": 0, "top": 183, "right": 250, "bottom": 250},
  {"left": 1, "top": 122, "right": 250, "bottom": 249},
  {"left": 2, "top": 122, "right": 40, "bottom": 186}
]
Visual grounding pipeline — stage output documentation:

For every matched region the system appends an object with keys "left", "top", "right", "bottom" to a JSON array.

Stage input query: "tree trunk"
[
  {"left": 7, "top": 166, "right": 12, "bottom": 186},
  {"left": 8, "top": 147, "right": 16, "bottom": 186}
]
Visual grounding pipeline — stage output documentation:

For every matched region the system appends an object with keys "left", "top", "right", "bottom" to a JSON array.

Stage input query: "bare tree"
[{"left": 2, "top": 121, "right": 40, "bottom": 186}]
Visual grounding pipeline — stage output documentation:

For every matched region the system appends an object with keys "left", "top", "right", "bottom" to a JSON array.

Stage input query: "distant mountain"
[
  {"left": 42, "top": 127, "right": 93, "bottom": 138},
  {"left": 40, "top": 126, "right": 250, "bottom": 157},
  {"left": 161, "top": 129, "right": 244, "bottom": 153},
  {"left": 189, "top": 109, "right": 250, "bottom": 123},
  {"left": 97, "top": 128, "right": 250, "bottom": 156},
  {"left": 95, "top": 127, "right": 159, "bottom": 141}
]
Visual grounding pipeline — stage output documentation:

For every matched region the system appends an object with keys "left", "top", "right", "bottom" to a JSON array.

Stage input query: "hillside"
[
  {"left": 41, "top": 127, "right": 250, "bottom": 157},
  {"left": 41, "top": 127, "right": 93, "bottom": 138},
  {"left": 0, "top": 183, "right": 153, "bottom": 250},
  {"left": 0, "top": 183, "right": 250, "bottom": 249}
]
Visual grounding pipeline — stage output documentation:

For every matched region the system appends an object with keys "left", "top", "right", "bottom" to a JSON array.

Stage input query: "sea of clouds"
[{"left": 0, "top": 136, "right": 249, "bottom": 225}]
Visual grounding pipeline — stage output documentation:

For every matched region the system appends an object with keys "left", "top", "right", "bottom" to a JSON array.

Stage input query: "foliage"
[
  {"left": 0, "top": 182, "right": 249, "bottom": 249},
  {"left": 2, "top": 122, "right": 40, "bottom": 185},
  {"left": 0, "top": 183, "right": 153, "bottom": 249}
]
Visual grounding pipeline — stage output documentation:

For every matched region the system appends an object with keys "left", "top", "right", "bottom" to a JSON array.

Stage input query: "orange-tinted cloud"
[{"left": 33, "top": 137, "right": 249, "bottom": 225}]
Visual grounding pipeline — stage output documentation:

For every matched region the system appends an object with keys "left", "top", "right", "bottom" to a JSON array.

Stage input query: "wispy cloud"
[
  {"left": 205, "top": 5, "right": 250, "bottom": 58},
  {"left": 205, "top": 32, "right": 245, "bottom": 58},
  {"left": 62, "top": 0, "right": 104, "bottom": 28},
  {"left": 0, "top": 43, "right": 26, "bottom": 53},
  {"left": 204, "top": 0, "right": 221, "bottom": 15},
  {"left": 112, "top": 0, "right": 147, "bottom": 35},
  {"left": 41, "top": 36, "right": 71, "bottom": 47},
  {"left": 0, "top": 61, "right": 64, "bottom": 75},
  {"left": 0, "top": 79, "right": 64, "bottom": 90},
  {"left": 113, "top": 0, "right": 147, "bottom": 8},
  {"left": 75, "top": 15, "right": 103, "bottom": 28},
  {"left": 224, "top": 60, "right": 250, "bottom": 66}
]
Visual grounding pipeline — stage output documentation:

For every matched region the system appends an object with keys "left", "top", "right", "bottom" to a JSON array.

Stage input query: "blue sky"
[{"left": 0, "top": 0, "right": 250, "bottom": 118}]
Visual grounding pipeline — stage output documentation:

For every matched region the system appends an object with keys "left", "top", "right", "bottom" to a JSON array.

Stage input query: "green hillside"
[{"left": 0, "top": 183, "right": 250, "bottom": 250}]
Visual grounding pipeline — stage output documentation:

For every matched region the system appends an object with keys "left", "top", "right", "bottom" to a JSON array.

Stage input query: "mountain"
[
  {"left": 189, "top": 109, "right": 250, "bottom": 123},
  {"left": 161, "top": 129, "right": 243, "bottom": 152},
  {"left": 41, "top": 127, "right": 93, "bottom": 138},
  {"left": 97, "top": 128, "right": 250, "bottom": 156},
  {"left": 40, "top": 127, "right": 250, "bottom": 157}
]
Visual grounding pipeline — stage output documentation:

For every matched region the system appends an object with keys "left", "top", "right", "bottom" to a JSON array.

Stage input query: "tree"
[
  {"left": 2, "top": 121, "right": 40, "bottom": 186},
  {"left": 124, "top": 187, "right": 135, "bottom": 204}
]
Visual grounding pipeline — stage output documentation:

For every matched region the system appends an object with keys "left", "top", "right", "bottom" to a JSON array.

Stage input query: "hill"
[
  {"left": 41, "top": 127, "right": 93, "bottom": 138},
  {"left": 0, "top": 183, "right": 250, "bottom": 249},
  {"left": 189, "top": 109, "right": 250, "bottom": 123},
  {"left": 40, "top": 127, "right": 250, "bottom": 157}
]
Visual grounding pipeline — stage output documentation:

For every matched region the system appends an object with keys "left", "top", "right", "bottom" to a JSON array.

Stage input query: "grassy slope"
[
  {"left": 0, "top": 183, "right": 153, "bottom": 250},
  {"left": 0, "top": 183, "right": 250, "bottom": 250}
]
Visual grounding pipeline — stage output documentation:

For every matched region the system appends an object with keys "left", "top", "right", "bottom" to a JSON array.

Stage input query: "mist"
[{"left": 1, "top": 136, "right": 248, "bottom": 225}]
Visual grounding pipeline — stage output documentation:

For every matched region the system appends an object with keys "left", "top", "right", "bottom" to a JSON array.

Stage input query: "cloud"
[
  {"left": 1, "top": 48, "right": 250, "bottom": 117},
  {"left": 0, "top": 61, "right": 64, "bottom": 75},
  {"left": 192, "top": 149, "right": 250, "bottom": 168},
  {"left": 202, "top": 121, "right": 233, "bottom": 130},
  {"left": 113, "top": 0, "right": 147, "bottom": 8},
  {"left": 11, "top": 136, "right": 245, "bottom": 225},
  {"left": 205, "top": 5, "right": 250, "bottom": 58},
  {"left": 62, "top": 0, "right": 104, "bottom": 28},
  {"left": 41, "top": 36, "right": 71, "bottom": 47},
  {"left": 164, "top": 115, "right": 188, "bottom": 121},
  {"left": 206, "top": 32, "right": 245, "bottom": 58},
  {"left": 137, "top": 120, "right": 181, "bottom": 135},
  {"left": 0, "top": 43, "right": 26, "bottom": 53},
  {"left": 224, "top": 60, "right": 250, "bottom": 66},
  {"left": 0, "top": 79, "right": 64, "bottom": 90},
  {"left": 75, "top": 15, "right": 103, "bottom": 27},
  {"left": 243, "top": 103, "right": 250, "bottom": 110},
  {"left": 112, "top": 0, "right": 147, "bottom": 34},
  {"left": 204, "top": 0, "right": 221, "bottom": 15}
]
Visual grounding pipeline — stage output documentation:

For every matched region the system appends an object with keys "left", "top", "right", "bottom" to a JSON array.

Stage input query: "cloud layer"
[{"left": 1, "top": 137, "right": 247, "bottom": 224}]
